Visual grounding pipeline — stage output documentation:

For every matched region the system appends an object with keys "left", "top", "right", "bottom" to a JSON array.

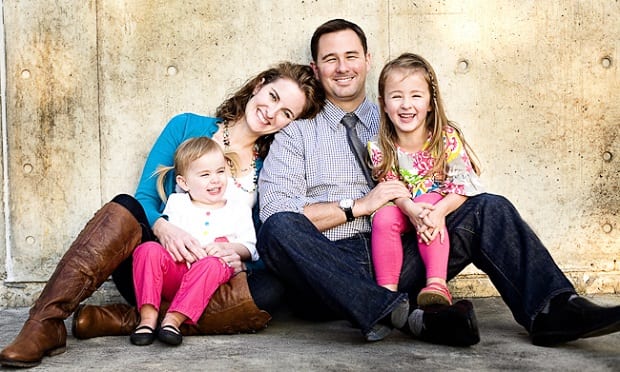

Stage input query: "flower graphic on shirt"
[
  {"left": 410, "top": 151, "right": 434, "bottom": 175},
  {"left": 400, "top": 168, "right": 424, "bottom": 190},
  {"left": 461, "top": 152, "right": 474, "bottom": 172},
  {"left": 384, "top": 170, "right": 400, "bottom": 181},
  {"left": 446, "top": 136, "right": 458, "bottom": 152},
  {"left": 442, "top": 182, "right": 465, "bottom": 195},
  {"left": 369, "top": 147, "right": 383, "bottom": 166}
]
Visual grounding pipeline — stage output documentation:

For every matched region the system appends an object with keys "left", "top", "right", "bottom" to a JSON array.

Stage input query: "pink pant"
[
  {"left": 371, "top": 192, "right": 449, "bottom": 287},
  {"left": 132, "top": 241, "right": 234, "bottom": 324}
]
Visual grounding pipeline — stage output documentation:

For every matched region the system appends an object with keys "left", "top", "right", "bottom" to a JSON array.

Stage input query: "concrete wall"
[{"left": 0, "top": 0, "right": 618, "bottom": 306}]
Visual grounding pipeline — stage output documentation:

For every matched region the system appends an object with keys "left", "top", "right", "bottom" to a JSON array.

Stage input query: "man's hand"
[{"left": 356, "top": 180, "right": 411, "bottom": 216}]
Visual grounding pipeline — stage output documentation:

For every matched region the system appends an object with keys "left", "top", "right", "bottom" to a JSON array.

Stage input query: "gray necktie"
[{"left": 341, "top": 113, "right": 375, "bottom": 188}]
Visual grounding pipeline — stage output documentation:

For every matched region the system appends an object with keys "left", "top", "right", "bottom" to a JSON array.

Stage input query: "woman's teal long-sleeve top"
[{"left": 134, "top": 113, "right": 264, "bottom": 228}]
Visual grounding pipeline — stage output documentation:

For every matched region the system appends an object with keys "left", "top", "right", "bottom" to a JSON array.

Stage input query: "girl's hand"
[
  {"left": 204, "top": 242, "right": 244, "bottom": 273},
  {"left": 417, "top": 193, "right": 466, "bottom": 244},
  {"left": 400, "top": 200, "right": 436, "bottom": 235},
  {"left": 418, "top": 210, "right": 447, "bottom": 244},
  {"left": 153, "top": 218, "right": 206, "bottom": 264}
]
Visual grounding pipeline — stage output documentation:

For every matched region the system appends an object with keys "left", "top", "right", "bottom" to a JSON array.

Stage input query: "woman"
[{"left": 0, "top": 62, "right": 324, "bottom": 368}]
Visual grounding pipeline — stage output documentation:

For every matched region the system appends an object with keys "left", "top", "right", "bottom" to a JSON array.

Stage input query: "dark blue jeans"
[
  {"left": 257, "top": 193, "right": 575, "bottom": 333},
  {"left": 257, "top": 214, "right": 408, "bottom": 334}
]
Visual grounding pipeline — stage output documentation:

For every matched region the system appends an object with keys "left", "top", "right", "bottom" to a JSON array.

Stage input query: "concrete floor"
[{"left": 1, "top": 296, "right": 619, "bottom": 371}]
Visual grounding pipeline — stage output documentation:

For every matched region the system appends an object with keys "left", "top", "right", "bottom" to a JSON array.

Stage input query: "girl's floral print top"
[{"left": 367, "top": 127, "right": 485, "bottom": 198}]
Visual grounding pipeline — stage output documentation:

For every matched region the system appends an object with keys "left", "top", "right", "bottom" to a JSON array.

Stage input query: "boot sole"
[
  {"left": 71, "top": 304, "right": 85, "bottom": 338},
  {"left": 0, "top": 346, "right": 66, "bottom": 368}
]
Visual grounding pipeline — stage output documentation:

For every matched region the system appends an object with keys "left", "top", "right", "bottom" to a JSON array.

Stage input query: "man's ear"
[
  {"left": 310, "top": 61, "right": 320, "bottom": 80},
  {"left": 176, "top": 175, "right": 189, "bottom": 192}
]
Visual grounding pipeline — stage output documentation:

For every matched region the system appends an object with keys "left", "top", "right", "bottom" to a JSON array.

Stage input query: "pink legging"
[
  {"left": 371, "top": 192, "right": 448, "bottom": 287},
  {"left": 132, "top": 241, "right": 234, "bottom": 324}
]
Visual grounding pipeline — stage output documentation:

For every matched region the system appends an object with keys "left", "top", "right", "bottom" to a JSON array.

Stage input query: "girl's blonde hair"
[
  {"left": 154, "top": 137, "right": 225, "bottom": 203},
  {"left": 374, "top": 52, "right": 481, "bottom": 182}
]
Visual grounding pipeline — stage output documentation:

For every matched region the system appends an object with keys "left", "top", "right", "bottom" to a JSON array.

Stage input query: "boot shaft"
[{"left": 30, "top": 201, "right": 142, "bottom": 321}]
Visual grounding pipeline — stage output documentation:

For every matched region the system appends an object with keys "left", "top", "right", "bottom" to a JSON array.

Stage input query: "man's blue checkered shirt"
[{"left": 259, "top": 98, "right": 380, "bottom": 241}]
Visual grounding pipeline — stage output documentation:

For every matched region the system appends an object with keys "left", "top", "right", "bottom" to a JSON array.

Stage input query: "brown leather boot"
[
  {"left": 72, "top": 272, "right": 271, "bottom": 339},
  {"left": 179, "top": 272, "right": 272, "bottom": 335},
  {"left": 71, "top": 303, "right": 139, "bottom": 339},
  {"left": 0, "top": 202, "right": 141, "bottom": 368}
]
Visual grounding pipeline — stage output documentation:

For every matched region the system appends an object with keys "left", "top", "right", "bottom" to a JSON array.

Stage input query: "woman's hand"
[
  {"left": 153, "top": 218, "right": 206, "bottom": 264},
  {"left": 204, "top": 242, "right": 245, "bottom": 274}
]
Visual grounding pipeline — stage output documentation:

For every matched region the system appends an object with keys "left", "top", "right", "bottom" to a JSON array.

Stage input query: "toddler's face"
[{"left": 177, "top": 151, "right": 228, "bottom": 208}]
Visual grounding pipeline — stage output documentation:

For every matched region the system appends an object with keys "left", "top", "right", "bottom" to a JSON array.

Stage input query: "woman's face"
[
  {"left": 245, "top": 78, "right": 307, "bottom": 135},
  {"left": 382, "top": 68, "right": 432, "bottom": 137}
]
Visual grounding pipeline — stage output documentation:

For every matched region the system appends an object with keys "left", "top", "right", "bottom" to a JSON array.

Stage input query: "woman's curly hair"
[{"left": 215, "top": 62, "right": 324, "bottom": 158}]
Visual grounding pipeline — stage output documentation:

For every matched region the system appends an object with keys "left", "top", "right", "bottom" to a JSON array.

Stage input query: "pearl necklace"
[{"left": 222, "top": 122, "right": 258, "bottom": 193}]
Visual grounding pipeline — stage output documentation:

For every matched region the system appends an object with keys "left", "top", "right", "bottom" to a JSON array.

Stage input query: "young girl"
[
  {"left": 368, "top": 53, "right": 485, "bottom": 307},
  {"left": 130, "top": 137, "right": 257, "bottom": 346}
]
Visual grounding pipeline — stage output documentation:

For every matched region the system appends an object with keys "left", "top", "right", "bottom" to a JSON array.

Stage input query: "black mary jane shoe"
[
  {"left": 158, "top": 324, "right": 183, "bottom": 346},
  {"left": 130, "top": 325, "right": 156, "bottom": 346}
]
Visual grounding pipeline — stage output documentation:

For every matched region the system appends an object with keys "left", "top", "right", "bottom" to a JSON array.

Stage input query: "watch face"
[{"left": 340, "top": 199, "right": 354, "bottom": 209}]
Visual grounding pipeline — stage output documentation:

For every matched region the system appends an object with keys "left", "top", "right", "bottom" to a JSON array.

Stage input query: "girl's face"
[
  {"left": 176, "top": 151, "right": 228, "bottom": 208},
  {"left": 382, "top": 68, "right": 432, "bottom": 137},
  {"left": 245, "top": 78, "right": 307, "bottom": 135}
]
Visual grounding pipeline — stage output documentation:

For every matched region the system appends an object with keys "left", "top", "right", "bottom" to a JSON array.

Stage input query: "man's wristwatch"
[{"left": 339, "top": 198, "right": 355, "bottom": 222}]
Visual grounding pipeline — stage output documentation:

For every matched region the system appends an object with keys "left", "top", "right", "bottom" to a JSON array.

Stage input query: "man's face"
[{"left": 311, "top": 29, "right": 371, "bottom": 111}]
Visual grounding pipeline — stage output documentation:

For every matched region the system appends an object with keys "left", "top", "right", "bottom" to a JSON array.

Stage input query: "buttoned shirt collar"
[{"left": 322, "top": 98, "right": 377, "bottom": 134}]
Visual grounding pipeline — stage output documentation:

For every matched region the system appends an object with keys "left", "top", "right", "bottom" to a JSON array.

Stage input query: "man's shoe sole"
[
  {"left": 365, "top": 324, "right": 392, "bottom": 342},
  {"left": 532, "top": 318, "right": 620, "bottom": 346}
]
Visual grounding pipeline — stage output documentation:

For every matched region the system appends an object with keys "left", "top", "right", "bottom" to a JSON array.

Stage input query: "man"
[{"left": 257, "top": 18, "right": 620, "bottom": 346}]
